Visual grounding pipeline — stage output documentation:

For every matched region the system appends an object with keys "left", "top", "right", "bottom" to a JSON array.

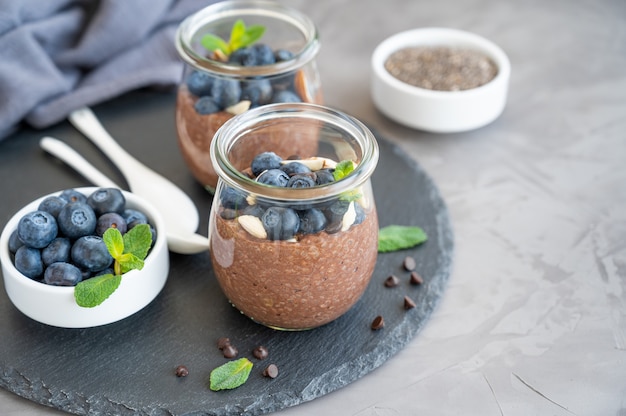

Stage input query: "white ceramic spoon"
[{"left": 40, "top": 136, "right": 209, "bottom": 255}]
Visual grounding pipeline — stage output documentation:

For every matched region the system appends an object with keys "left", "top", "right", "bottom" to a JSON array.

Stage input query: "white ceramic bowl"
[
  {"left": 371, "top": 27, "right": 511, "bottom": 133},
  {"left": 0, "top": 187, "right": 169, "bottom": 328}
]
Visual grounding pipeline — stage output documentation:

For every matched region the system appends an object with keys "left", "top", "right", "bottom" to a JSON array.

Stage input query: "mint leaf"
[
  {"left": 123, "top": 224, "right": 152, "bottom": 261},
  {"left": 333, "top": 160, "right": 355, "bottom": 181},
  {"left": 210, "top": 358, "right": 253, "bottom": 391},
  {"left": 118, "top": 252, "right": 145, "bottom": 274},
  {"left": 239, "top": 24, "right": 265, "bottom": 49},
  {"left": 201, "top": 19, "right": 266, "bottom": 57},
  {"left": 103, "top": 227, "right": 124, "bottom": 259},
  {"left": 201, "top": 34, "right": 229, "bottom": 55},
  {"left": 378, "top": 225, "right": 427, "bottom": 253},
  {"left": 74, "top": 273, "right": 122, "bottom": 308}
]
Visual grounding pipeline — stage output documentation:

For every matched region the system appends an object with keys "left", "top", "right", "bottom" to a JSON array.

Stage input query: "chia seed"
[{"left": 384, "top": 46, "right": 498, "bottom": 91}]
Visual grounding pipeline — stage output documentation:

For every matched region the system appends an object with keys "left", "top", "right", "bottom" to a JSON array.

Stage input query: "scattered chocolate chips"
[
  {"left": 384, "top": 275, "right": 400, "bottom": 287},
  {"left": 253, "top": 345, "right": 269, "bottom": 360},
  {"left": 175, "top": 365, "right": 189, "bottom": 377},
  {"left": 409, "top": 271, "right": 424, "bottom": 285},
  {"left": 371, "top": 315, "right": 385, "bottom": 330},
  {"left": 216, "top": 337, "right": 231, "bottom": 350},
  {"left": 403, "top": 256, "right": 416, "bottom": 271},
  {"left": 263, "top": 364, "right": 279, "bottom": 379},
  {"left": 222, "top": 344, "right": 239, "bottom": 359},
  {"left": 403, "top": 296, "right": 416, "bottom": 310}
]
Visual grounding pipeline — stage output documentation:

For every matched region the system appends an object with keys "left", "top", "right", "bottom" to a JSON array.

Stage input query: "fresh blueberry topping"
[
  {"left": 87, "top": 188, "right": 125, "bottom": 216},
  {"left": 17, "top": 210, "right": 58, "bottom": 249},
  {"left": 57, "top": 202, "right": 97, "bottom": 239},
  {"left": 210, "top": 78, "right": 241, "bottom": 108},
  {"left": 251, "top": 152, "right": 283, "bottom": 176},
  {"left": 8, "top": 230, "right": 23, "bottom": 254},
  {"left": 194, "top": 96, "right": 221, "bottom": 115},
  {"left": 257, "top": 169, "right": 290, "bottom": 187},
  {"left": 280, "top": 161, "right": 312, "bottom": 176},
  {"left": 186, "top": 70, "right": 214, "bottom": 96},
  {"left": 242, "top": 204, "right": 265, "bottom": 218},
  {"left": 315, "top": 169, "right": 335, "bottom": 185},
  {"left": 298, "top": 209, "right": 327, "bottom": 234},
  {"left": 262, "top": 207, "right": 300, "bottom": 240},
  {"left": 274, "top": 49, "right": 294, "bottom": 62},
  {"left": 14, "top": 246, "right": 43, "bottom": 279},
  {"left": 123, "top": 208, "right": 148, "bottom": 229},
  {"left": 220, "top": 186, "right": 249, "bottom": 210},
  {"left": 272, "top": 89, "right": 302, "bottom": 103},
  {"left": 253, "top": 44, "right": 276, "bottom": 65},
  {"left": 38, "top": 196, "right": 66, "bottom": 218},
  {"left": 41, "top": 237, "right": 71, "bottom": 267},
  {"left": 241, "top": 79, "right": 273, "bottom": 107},
  {"left": 71, "top": 235, "right": 113, "bottom": 272},
  {"left": 324, "top": 200, "right": 350, "bottom": 227},
  {"left": 229, "top": 47, "right": 258, "bottom": 66},
  {"left": 354, "top": 202, "right": 366, "bottom": 225},
  {"left": 44, "top": 262, "right": 82, "bottom": 286},
  {"left": 287, "top": 174, "right": 316, "bottom": 188},
  {"left": 96, "top": 212, "right": 128, "bottom": 236},
  {"left": 59, "top": 189, "right": 87, "bottom": 204}
]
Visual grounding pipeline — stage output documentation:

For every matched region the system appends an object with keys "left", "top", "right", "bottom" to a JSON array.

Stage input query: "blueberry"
[
  {"left": 272, "top": 89, "right": 302, "bottom": 103},
  {"left": 96, "top": 212, "right": 128, "bottom": 236},
  {"left": 229, "top": 47, "right": 257, "bottom": 66},
  {"left": 220, "top": 186, "right": 248, "bottom": 210},
  {"left": 315, "top": 169, "right": 335, "bottom": 185},
  {"left": 44, "top": 262, "right": 82, "bottom": 286},
  {"left": 280, "top": 161, "right": 311, "bottom": 176},
  {"left": 270, "top": 73, "right": 296, "bottom": 93},
  {"left": 287, "top": 174, "right": 316, "bottom": 188},
  {"left": 324, "top": 200, "right": 350, "bottom": 224},
  {"left": 38, "top": 196, "right": 66, "bottom": 218},
  {"left": 262, "top": 207, "right": 300, "bottom": 240},
  {"left": 71, "top": 235, "right": 113, "bottom": 272},
  {"left": 186, "top": 70, "right": 214, "bottom": 96},
  {"left": 8, "top": 230, "right": 23, "bottom": 254},
  {"left": 241, "top": 79, "right": 273, "bottom": 107},
  {"left": 17, "top": 210, "right": 58, "bottom": 249},
  {"left": 274, "top": 49, "right": 294, "bottom": 62},
  {"left": 57, "top": 202, "right": 97, "bottom": 239},
  {"left": 59, "top": 189, "right": 87, "bottom": 204},
  {"left": 257, "top": 169, "right": 289, "bottom": 187},
  {"left": 14, "top": 246, "right": 43, "bottom": 279},
  {"left": 253, "top": 44, "right": 276, "bottom": 65},
  {"left": 87, "top": 188, "right": 125, "bottom": 216},
  {"left": 251, "top": 151, "right": 283, "bottom": 176},
  {"left": 242, "top": 204, "right": 265, "bottom": 218},
  {"left": 123, "top": 209, "right": 148, "bottom": 230},
  {"left": 41, "top": 237, "right": 71, "bottom": 267},
  {"left": 194, "top": 96, "right": 220, "bottom": 115},
  {"left": 298, "top": 209, "right": 327, "bottom": 235},
  {"left": 210, "top": 78, "right": 241, "bottom": 109},
  {"left": 354, "top": 202, "right": 366, "bottom": 225},
  {"left": 92, "top": 267, "right": 114, "bottom": 278}
]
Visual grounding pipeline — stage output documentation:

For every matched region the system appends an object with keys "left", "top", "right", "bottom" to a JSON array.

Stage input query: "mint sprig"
[
  {"left": 378, "top": 225, "right": 427, "bottom": 252},
  {"left": 74, "top": 224, "right": 153, "bottom": 308},
  {"left": 210, "top": 358, "right": 254, "bottom": 391},
  {"left": 201, "top": 19, "right": 265, "bottom": 57}
]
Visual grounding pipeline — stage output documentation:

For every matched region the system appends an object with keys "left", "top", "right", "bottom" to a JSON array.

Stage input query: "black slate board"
[{"left": 0, "top": 91, "right": 453, "bottom": 415}]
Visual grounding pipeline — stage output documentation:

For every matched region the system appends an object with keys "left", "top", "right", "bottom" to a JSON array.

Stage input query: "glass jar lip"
[
  {"left": 175, "top": 0, "right": 320, "bottom": 78},
  {"left": 210, "top": 103, "right": 379, "bottom": 203}
]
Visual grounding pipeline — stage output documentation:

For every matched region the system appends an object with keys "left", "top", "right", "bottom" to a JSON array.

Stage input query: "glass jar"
[
  {"left": 175, "top": 0, "right": 323, "bottom": 192},
  {"left": 209, "top": 103, "right": 379, "bottom": 330}
]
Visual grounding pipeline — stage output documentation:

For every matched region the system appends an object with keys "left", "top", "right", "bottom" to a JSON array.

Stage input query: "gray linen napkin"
[{"left": 0, "top": 0, "right": 216, "bottom": 140}]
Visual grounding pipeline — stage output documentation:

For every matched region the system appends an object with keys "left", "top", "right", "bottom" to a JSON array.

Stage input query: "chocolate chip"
[
  {"left": 175, "top": 365, "right": 189, "bottom": 377},
  {"left": 253, "top": 345, "right": 269, "bottom": 360},
  {"left": 404, "top": 296, "right": 416, "bottom": 310},
  {"left": 403, "top": 256, "right": 416, "bottom": 271},
  {"left": 409, "top": 271, "right": 424, "bottom": 285},
  {"left": 263, "top": 364, "right": 279, "bottom": 378},
  {"left": 384, "top": 275, "right": 400, "bottom": 287},
  {"left": 371, "top": 315, "right": 385, "bottom": 330},
  {"left": 222, "top": 344, "right": 238, "bottom": 359},
  {"left": 217, "top": 337, "right": 231, "bottom": 350}
]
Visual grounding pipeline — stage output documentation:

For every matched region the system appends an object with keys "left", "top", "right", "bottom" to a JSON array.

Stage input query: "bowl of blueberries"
[{"left": 0, "top": 187, "right": 169, "bottom": 328}]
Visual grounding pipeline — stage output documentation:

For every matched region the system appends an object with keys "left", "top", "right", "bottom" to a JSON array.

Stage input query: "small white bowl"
[
  {"left": 0, "top": 187, "right": 169, "bottom": 328},
  {"left": 371, "top": 27, "right": 511, "bottom": 133}
]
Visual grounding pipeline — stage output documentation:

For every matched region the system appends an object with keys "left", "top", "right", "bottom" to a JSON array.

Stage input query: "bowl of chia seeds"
[{"left": 371, "top": 27, "right": 510, "bottom": 133}]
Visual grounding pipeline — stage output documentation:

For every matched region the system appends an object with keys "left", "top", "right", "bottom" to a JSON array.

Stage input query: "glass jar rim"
[
  {"left": 210, "top": 103, "right": 379, "bottom": 203},
  {"left": 175, "top": 0, "right": 320, "bottom": 78}
]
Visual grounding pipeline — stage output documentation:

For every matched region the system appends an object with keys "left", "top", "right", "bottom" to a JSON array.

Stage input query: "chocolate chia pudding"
[
  {"left": 210, "top": 202, "right": 378, "bottom": 330},
  {"left": 176, "top": 69, "right": 322, "bottom": 191}
]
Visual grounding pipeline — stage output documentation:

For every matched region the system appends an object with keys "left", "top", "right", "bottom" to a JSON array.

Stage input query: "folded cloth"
[{"left": 0, "top": 0, "right": 217, "bottom": 140}]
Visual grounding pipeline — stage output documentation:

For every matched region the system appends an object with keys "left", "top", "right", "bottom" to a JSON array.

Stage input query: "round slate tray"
[{"left": 0, "top": 94, "right": 453, "bottom": 416}]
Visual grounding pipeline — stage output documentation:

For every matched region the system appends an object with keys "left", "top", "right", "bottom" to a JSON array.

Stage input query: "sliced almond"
[
  {"left": 341, "top": 201, "right": 357, "bottom": 232},
  {"left": 246, "top": 194, "right": 257, "bottom": 206},
  {"left": 213, "top": 49, "right": 228, "bottom": 62},
  {"left": 237, "top": 215, "right": 267, "bottom": 239},
  {"left": 294, "top": 70, "right": 313, "bottom": 103},
  {"left": 225, "top": 100, "right": 251, "bottom": 115}
]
